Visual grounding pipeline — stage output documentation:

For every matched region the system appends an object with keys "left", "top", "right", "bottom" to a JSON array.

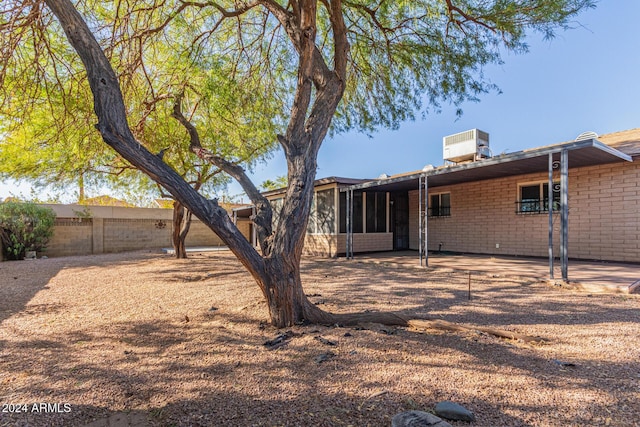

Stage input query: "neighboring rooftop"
[
  {"left": 597, "top": 128, "right": 640, "bottom": 157},
  {"left": 80, "top": 195, "right": 136, "bottom": 207}
]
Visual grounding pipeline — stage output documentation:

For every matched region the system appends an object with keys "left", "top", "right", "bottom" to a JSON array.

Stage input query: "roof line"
[{"left": 341, "top": 138, "right": 632, "bottom": 192}]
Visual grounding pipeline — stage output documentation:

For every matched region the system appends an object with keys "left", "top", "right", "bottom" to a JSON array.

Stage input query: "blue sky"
[{"left": 2, "top": 1, "right": 639, "bottom": 203}]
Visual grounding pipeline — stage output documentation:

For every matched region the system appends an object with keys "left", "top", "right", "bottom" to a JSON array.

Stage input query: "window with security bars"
[
  {"left": 429, "top": 193, "right": 451, "bottom": 217},
  {"left": 517, "top": 182, "right": 560, "bottom": 213}
]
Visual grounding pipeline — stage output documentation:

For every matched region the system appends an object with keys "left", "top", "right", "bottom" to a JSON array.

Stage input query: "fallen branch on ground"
[{"left": 407, "top": 319, "right": 548, "bottom": 344}]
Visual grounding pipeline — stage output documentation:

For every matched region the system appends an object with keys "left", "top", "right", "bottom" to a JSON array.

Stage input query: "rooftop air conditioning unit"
[{"left": 443, "top": 129, "right": 490, "bottom": 163}]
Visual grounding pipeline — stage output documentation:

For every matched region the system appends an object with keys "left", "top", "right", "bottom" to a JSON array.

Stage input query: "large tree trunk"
[
  {"left": 43, "top": 0, "right": 398, "bottom": 329},
  {"left": 172, "top": 200, "right": 192, "bottom": 259},
  {"left": 41, "top": 0, "right": 553, "bottom": 343},
  {"left": 256, "top": 251, "right": 409, "bottom": 328}
]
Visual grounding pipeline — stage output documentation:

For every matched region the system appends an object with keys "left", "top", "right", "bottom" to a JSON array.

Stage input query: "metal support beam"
[
  {"left": 423, "top": 175, "right": 428, "bottom": 267},
  {"left": 548, "top": 153, "right": 554, "bottom": 279},
  {"left": 418, "top": 174, "right": 428, "bottom": 267},
  {"left": 346, "top": 189, "right": 353, "bottom": 259},
  {"left": 560, "top": 149, "right": 569, "bottom": 281},
  {"left": 418, "top": 176, "right": 423, "bottom": 266},
  {"left": 345, "top": 190, "right": 350, "bottom": 259}
]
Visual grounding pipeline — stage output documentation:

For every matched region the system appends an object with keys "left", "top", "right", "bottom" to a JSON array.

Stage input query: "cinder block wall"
[
  {"left": 409, "top": 160, "right": 639, "bottom": 263},
  {"left": 47, "top": 219, "right": 93, "bottom": 257},
  {"left": 184, "top": 221, "right": 226, "bottom": 246},
  {"left": 102, "top": 218, "right": 171, "bottom": 252},
  {"left": 34, "top": 204, "right": 250, "bottom": 258}
]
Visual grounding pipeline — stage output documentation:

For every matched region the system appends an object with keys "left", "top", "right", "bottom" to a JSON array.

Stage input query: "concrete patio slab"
[
  {"left": 162, "top": 246, "right": 229, "bottom": 255},
  {"left": 340, "top": 251, "right": 639, "bottom": 294}
]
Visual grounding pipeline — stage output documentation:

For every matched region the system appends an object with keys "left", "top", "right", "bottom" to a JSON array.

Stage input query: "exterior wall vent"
[
  {"left": 575, "top": 131, "right": 598, "bottom": 141},
  {"left": 443, "top": 129, "right": 490, "bottom": 163}
]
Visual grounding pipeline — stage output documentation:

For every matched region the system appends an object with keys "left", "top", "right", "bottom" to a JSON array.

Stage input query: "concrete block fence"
[{"left": 1, "top": 204, "right": 251, "bottom": 259}]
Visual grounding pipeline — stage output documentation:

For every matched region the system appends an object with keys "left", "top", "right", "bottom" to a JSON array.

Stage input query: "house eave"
[{"left": 341, "top": 138, "right": 632, "bottom": 193}]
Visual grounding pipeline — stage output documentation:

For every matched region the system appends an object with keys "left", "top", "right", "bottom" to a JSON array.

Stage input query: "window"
[
  {"left": 429, "top": 193, "right": 451, "bottom": 217},
  {"left": 366, "top": 192, "right": 387, "bottom": 233},
  {"left": 339, "top": 192, "right": 368, "bottom": 233},
  {"left": 517, "top": 182, "right": 560, "bottom": 213},
  {"left": 307, "top": 189, "right": 335, "bottom": 234},
  {"left": 352, "top": 193, "right": 363, "bottom": 233}
]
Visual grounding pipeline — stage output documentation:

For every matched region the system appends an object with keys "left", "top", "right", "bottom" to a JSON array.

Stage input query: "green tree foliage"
[
  {"left": 0, "top": 201, "right": 56, "bottom": 260},
  {"left": 261, "top": 176, "right": 288, "bottom": 191},
  {"left": 0, "top": 1, "right": 280, "bottom": 204},
  {"left": 1, "top": 0, "right": 595, "bottom": 326}
]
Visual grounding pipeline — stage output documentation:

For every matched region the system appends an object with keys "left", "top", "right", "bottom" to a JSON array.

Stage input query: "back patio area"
[{"left": 340, "top": 251, "right": 640, "bottom": 294}]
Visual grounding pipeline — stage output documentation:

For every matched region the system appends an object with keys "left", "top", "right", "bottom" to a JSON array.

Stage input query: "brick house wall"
[
  {"left": 301, "top": 233, "right": 394, "bottom": 257},
  {"left": 408, "top": 160, "right": 639, "bottom": 263}
]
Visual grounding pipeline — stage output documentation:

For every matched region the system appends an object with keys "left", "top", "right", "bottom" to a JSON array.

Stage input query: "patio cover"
[
  {"left": 341, "top": 138, "right": 631, "bottom": 193},
  {"left": 340, "top": 138, "right": 633, "bottom": 281}
]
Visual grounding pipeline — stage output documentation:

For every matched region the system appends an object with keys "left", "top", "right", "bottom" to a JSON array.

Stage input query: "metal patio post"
[
  {"left": 560, "top": 149, "right": 569, "bottom": 281},
  {"left": 424, "top": 174, "right": 429, "bottom": 267},
  {"left": 345, "top": 189, "right": 351, "bottom": 259},
  {"left": 419, "top": 175, "right": 423, "bottom": 266},
  {"left": 548, "top": 153, "right": 554, "bottom": 279}
]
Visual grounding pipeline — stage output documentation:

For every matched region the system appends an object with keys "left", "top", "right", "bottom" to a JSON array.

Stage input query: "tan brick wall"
[
  {"left": 184, "top": 220, "right": 226, "bottom": 246},
  {"left": 408, "top": 160, "right": 639, "bottom": 262},
  {"left": 569, "top": 161, "right": 640, "bottom": 262},
  {"left": 304, "top": 234, "right": 339, "bottom": 257}
]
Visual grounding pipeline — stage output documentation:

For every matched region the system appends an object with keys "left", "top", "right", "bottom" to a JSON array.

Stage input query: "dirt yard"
[{"left": 0, "top": 250, "right": 638, "bottom": 427}]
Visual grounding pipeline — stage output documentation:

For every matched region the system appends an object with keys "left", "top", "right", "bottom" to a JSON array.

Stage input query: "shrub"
[{"left": 0, "top": 202, "right": 56, "bottom": 260}]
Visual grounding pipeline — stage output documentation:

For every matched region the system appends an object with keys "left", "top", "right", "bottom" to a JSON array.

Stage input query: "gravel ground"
[{"left": 0, "top": 250, "right": 638, "bottom": 427}]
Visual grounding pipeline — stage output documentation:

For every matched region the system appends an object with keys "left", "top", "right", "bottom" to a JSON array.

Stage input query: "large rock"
[
  {"left": 434, "top": 401, "right": 476, "bottom": 422},
  {"left": 391, "top": 410, "right": 453, "bottom": 427}
]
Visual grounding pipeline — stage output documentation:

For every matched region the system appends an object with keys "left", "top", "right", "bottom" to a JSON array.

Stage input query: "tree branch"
[
  {"left": 171, "top": 92, "right": 274, "bottom": 254},
  {"left": 444, "top": 0, "right": 498, "bottom": 33},
  {"left": 328, "top": 0, "right": 348, "bottom": 81},
  {"left": 44, "top": 0, "right": 266, "bottom": 276}
]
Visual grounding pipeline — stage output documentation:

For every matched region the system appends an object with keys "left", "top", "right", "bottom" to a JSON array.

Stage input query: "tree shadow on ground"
[
  {"left": 0, "top": 259, "right": 67, "bottom": 327},
  {"left": 303, "top": 257, "right": 639, "bottom": 329},
  {"left": 0, "top": 252, "right": 161, "bottom": 327},
  {"left": 2, "top": 251, "right": 638, "bottom": 426},
  {"left": 2, "top": 306, "right": 638, "bottom": 427}
]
